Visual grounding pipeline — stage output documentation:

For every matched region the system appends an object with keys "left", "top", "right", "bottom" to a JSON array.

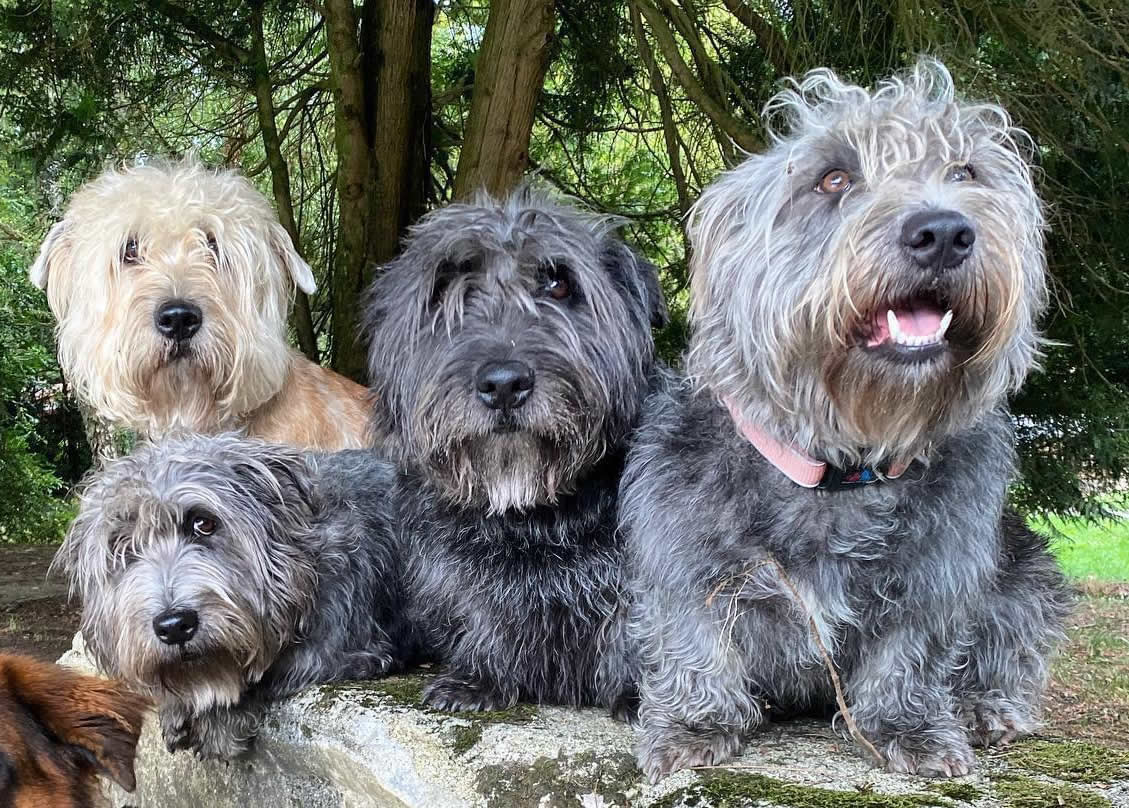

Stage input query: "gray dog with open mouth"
[{"left": 619, "top": 59, "right": 1070, "bottom": 781}]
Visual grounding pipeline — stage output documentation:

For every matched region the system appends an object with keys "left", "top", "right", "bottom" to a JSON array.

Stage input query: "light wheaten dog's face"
[{"left": 30, "top": 160, "right": 316, "bottom": 436}]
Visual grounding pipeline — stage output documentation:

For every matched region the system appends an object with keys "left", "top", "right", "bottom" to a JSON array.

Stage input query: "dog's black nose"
[
  {"left": 901, "top": 209, "right": 976, "bottom": 270},
  {"left": 152, "top": 609, "right": 199, "bottom": 646},
  {"left": 154, "top": 300, "right": 203, "bottom": 342},
  {"left": 475, "top": 361, "right": 535, "bottom": 411}
]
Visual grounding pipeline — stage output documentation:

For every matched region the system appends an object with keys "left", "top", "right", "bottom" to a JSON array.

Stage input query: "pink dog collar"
[{"left": 722, "top": 397, "right": 907, "bottom": 489}]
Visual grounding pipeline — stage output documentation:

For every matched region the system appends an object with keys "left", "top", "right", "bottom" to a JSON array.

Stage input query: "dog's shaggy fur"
[
  {"left": 620, "top": 60, "right": 1070, "bottom": 782},
  {"left": 0, "top": 654, "right": 148, "bottom": 808},
  {"left": 30, "top": 159, "right": 371, "bottom": 450},
  {"left": 54, "top": 433, "right": 414, "bottom": 760},
  {"left": 364, "top": 190, "right": 666, "bottom": 713}
]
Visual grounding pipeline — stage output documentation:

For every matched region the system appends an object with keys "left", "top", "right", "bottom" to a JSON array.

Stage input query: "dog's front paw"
[
  {"left": 185, "top": 707, "right": 260, "bottom": 761},
  {"left": 422, "top": 671, "right": 515, "bottom": 712},
  {"left": 960, "top": 696, "right": 1036, "bottom": 748},
  {"left": 881, "top": 735, "right": 977, "bottom": 778},
  {"left": 609, "top": 686, "right": 640, "bottom": 725},
  {"left": 341, "top": 649, "right": 396, "bottom": 680},
  {"left": 636, "top": 725, "right": 742, "bottom": 784},
  {"left": 190, "top": 732, "right": 252, "bottom": 761},
  {"left": 189, "top": 723, "right": 254, "bottom": 761},
  {"left": 159, "top": 706, "right": 194, "bottom": 753}
]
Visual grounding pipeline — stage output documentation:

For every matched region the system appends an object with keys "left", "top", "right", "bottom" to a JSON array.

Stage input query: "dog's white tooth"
[
  {"left": 887, "top": 310, "right": 901, "bottom": 342},
  {"left": 935, "top": 310, "right": 954, "bottom": 340}
]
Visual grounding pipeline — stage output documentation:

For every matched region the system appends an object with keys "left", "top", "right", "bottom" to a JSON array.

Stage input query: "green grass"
[{"left": 1031, "top": 514, "right": 1129, "bottom": 582}]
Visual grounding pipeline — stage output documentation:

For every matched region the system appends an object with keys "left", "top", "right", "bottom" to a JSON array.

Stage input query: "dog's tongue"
[{"left": 867, "top": 304, "right": 945, "bottom": 347}]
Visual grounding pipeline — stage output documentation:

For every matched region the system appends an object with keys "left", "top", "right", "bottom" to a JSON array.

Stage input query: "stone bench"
[{"left": 59, "top": 635, "right": 1128, "bottom": 807}]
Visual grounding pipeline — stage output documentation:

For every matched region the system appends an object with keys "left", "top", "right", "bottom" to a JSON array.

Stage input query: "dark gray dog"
[
  {"left": 364, "top": 190, "right": 666, "bottom": 713},
  {"left": 620, "top": 60, "right": 1070, "bottom": 781},
  {"left": 54, "top": 433, "right": 415, "bottom": 760}
]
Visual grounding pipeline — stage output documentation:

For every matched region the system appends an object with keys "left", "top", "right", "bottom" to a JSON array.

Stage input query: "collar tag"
[{"left": 817, "top": 464, "right": 895, "bottom": 491}]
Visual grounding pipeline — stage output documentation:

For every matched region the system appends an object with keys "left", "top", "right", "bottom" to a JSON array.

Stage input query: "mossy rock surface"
[
  {"left": 313, "top": 672, "right": 537, "bottom": 722},
  {"left": 476, "top": 751, "right": 639, "bottom": 807},
  {"left": 928, "top": 781, "right": 984, "bottom": 803},
  {"left": 649, "top": 771, "right": 953, "bottom": 808},
  {"left": 999, "top": 739, "right": 1129, "bottom": 784},
  {"left": 991, "top": 774, "right": 1112, "bottom": 808}
]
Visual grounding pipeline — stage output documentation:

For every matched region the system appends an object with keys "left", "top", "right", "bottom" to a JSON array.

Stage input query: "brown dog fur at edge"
[{"left": 0, "top": 654, "right": 149, "bottom": 808}]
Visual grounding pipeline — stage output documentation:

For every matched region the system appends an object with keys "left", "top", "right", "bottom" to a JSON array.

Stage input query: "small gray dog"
[
  {"left": 364, "top": 190, "right": 666, "bottom": 714},
  {"left": 54, "top": 433, "right": 415, "bottom": 760},
  {"left": 620, "top": 60, "right": 1070, "bottom": 781}
]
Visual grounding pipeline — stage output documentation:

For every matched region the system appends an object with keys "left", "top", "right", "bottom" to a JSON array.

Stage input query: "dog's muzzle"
[{"left": 153, "top": 608, "right": 199, "bottom": 646}]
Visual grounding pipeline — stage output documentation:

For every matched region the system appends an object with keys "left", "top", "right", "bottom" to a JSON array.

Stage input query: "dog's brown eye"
[
  {"left": 191, "top": 516, "right": 216, "bottom": 537},
  {"left": 946, "top": 164, "right": 976, "bottom": 183},
  {"left": 540, "top": 263, "right": 573, "bottom": 301},
  {"left": 206, "top": 233, "right": 219, "bottom": 255},
  {"left": 123, "top": 238, "right": 139, "bottom": 263},
  {"left": 816, "top": 169, "right": 852, "bottom": 194}
]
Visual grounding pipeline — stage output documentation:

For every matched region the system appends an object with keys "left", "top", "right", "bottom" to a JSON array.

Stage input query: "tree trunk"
[
  {"left": 323, "top": 0, "right": 433, "bottom": 383},
  {"left": 323, "top": 0, "right": 375, "bottom": 382},
  {"left": 453, "top": 0, "right": 555, "bottom": 199},
  {"left": 364, "top": 0, "right": 434, "bottom": 278},
  {"left": 250, "top": 3, "right": 318, "bottom": 362}
]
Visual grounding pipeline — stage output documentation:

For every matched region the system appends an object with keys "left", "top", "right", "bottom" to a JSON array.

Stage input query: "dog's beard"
[
  {"left": 813, "top": 238, "right": 1027, "bottom": 453},
  {"left": 403, "top": 366, "right": 613, "bottom": 511},
  {"left": 142, "top": 356, "right": 226, "bottom": 433},
  {"left": 91, "top": 581, "right": 276, "bottom": 713},
  {"left": 421, "top": 432, "right": 599, "bottom": 513},
  {"left": 152, "top": 649, "right": 249, "bottom": 713}
]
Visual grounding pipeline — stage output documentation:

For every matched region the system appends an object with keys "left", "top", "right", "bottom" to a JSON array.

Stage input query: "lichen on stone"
[{"left": 476, "top": 751, "right": 639, "bottom": 807}]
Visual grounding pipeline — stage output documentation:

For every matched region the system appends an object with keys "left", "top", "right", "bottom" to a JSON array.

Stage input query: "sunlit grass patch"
[{"left": 1031, "top": 514, "right": 1129, "bottom": 583}]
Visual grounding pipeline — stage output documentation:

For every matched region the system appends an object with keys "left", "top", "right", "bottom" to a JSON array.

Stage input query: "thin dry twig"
[{"left": 709, "top": 555, "right": 887, "bottom": 768}]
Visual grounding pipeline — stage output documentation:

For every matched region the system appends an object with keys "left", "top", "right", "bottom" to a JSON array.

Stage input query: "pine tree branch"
[
  {"left": 630, "top": 0, "right": 760, "bottom": 153},
  {"left": 146, "top": 0, "right": 252, "bottom": 69},
  {"left": 719, "top": 0, "right": 791, "bottom": 75}
]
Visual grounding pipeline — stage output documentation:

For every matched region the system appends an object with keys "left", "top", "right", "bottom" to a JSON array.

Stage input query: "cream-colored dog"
[{"left": 30, "top": 159, "right": 372, "bottom": 450}]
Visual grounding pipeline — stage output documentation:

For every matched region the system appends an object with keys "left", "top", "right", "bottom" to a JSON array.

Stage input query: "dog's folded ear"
[
  {"left": 637, "top": 254, "right": 670, "bottom": 329},
  {"left": 0, "top": 655, "right": 150, "bottom": 792},
  {"left": 29, "top": 221, "right": 68, "bottom": 291},
  {"left": 230, "top": 440, "right": 320, "bottom": 524},
  {"left": 270, "top": 222, "right": 317, "bottom": 296},
  {"left": 603, "top": 242, "right": 669, "bottom": 329}
]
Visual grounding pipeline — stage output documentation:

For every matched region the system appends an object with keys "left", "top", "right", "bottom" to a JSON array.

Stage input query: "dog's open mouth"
[{"left": 863, "top": 294, "right": 953, "bottom": 359}]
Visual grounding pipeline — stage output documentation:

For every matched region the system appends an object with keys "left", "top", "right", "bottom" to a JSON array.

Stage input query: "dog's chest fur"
[
  {"left": 397, "top": 457, "right": 626, "bottom": 698},
  {"left": 629, "top": 386, "right": 1013, "bottom": 651}
]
